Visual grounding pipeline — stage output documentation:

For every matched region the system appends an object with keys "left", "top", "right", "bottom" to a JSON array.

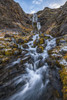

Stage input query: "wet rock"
[
  {"left": 14, "top": 50, "right": 21, "bottom": 56},
  {"left": 9, "top": 43, "right": 18, "bottom": 48},
  {"left": 46, "top": 58, "right": 56, "bottom": 69},
  {"left": 36, "top": 46, "right": 44, "bottom": 53},
  {"left": 28, "top": 59, "right": 34, "bottom": 65},
  {"left": 21, "top": 55, "right": 31, "bottom": 64},
  {"left": 38, "top": 55, "right": 43, "bottom": 60},
  {"left": 21, "top": 50, "right": 28, "bottom": 56},
  {"left": 23, "top": 44, "right": 29, "bottom": 49},
  {"left": 33, "top": 39, "right": 40, "bottom": 47},
  {"left": 39, "top": 60, "right": 45, "bottom": 68}
]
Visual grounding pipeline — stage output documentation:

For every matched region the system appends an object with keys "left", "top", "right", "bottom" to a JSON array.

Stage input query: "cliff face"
[
  {"left": 0, "top": 0, "right": 32, "bottom": 33},
  {"left": 37, "top": 2, "right": 67, "bottom": 37}
]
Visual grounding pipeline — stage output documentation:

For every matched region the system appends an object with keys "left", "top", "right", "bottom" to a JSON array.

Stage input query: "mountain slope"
[
  {"left": 0, "top": 0, "right": 32, "bottom": 33},
  {"left": 37, "top": 2, "right": 67, "bottom": 37}
]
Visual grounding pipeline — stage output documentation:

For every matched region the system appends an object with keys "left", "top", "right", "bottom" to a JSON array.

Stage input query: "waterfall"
[
  {"left": 37, "top": 22, "right": 41, "bottom": 31},
  {"left": 3, "top": 13, "right": 62, "bottom": 100},
  {"left": 32, "top": 13, "right": 38, "bottom": 23},
  {"left": 32, "top": 13, "right": 41, "bottom": 32}
]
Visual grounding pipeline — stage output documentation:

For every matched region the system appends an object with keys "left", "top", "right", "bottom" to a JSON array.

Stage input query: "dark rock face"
[
  {"left": 0, "top": 0, "right": 32, "bottom": 32},
  {"left": 37, "top": 2, "right": 67, "bottom": 37}
]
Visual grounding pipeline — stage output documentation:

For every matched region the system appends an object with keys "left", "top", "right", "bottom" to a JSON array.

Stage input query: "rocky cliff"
[
  {"left": 37, "top": 2, "right": 67, "bottom": 37},
  {"left": 0, "top": 0, "right": 32, "bottom": 33}
]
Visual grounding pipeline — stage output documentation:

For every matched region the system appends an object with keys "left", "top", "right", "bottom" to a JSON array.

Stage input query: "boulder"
[
  {"left": 17, "top": 38, "right": 24, "bottom": 44},
  {"left": 36, "top": 46, "right": 44, "bottom": 53},
  {"left": 23, "top": 44, "right": 29, "bottom": 49},
  {"left": 4, "top": 34, "right": 11, "bottom": 38}
]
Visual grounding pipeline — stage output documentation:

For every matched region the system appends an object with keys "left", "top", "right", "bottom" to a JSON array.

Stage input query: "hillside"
[
  {"left": 37, "top": 2, "right": 67, "bottom": 37},
  {"left": 0, "top": 0, "right": 32, "bottom": 33}
]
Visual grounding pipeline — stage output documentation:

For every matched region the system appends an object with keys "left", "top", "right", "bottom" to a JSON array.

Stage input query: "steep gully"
[{"left": 4, "top": 14, "right": 62, "bottom": 100}]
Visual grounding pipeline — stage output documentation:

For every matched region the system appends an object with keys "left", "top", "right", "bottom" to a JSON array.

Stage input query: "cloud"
[
  {"left": 30, "top": 10, "right": 36, "bottom": 14},
  {"left": 49, "top": 3, "right": 61, "bottom": 8},
  {"left": 32, "top": 0, "right": 43, "bottom": 5}
]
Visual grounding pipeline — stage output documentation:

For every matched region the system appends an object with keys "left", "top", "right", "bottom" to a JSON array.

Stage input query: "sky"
[{"left": 14, "top": 0, "right": 67, "bottom": 14}]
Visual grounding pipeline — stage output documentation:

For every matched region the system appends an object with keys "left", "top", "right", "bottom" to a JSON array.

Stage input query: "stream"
[{"left": 1, "top": 13, "right": 62, "bottom": 100}]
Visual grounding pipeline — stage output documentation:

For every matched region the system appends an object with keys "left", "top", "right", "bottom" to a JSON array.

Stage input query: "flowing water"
[
  {"left": 2, "top": 14, "right": 62, "bottom": 100},
  {"left": 7, "top": 33, "right": 57, "bottom": 100}
]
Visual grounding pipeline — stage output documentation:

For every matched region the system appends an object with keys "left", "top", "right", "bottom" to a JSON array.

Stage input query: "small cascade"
[
  {"left": 32, "top": 13, "right": 41, "bottom": 33},
  {"left": 37, "top": 22, "right": 41, "bottom": 31},
  {"left": 32, "top": 13, "right": 38, "bottom": 23}
]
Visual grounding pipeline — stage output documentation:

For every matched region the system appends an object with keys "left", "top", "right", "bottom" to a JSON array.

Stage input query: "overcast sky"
[{"left": 14, "top": 0, "right": 67, "bottom": 14}]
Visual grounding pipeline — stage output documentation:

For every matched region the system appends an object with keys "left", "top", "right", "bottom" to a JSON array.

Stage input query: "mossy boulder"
[
  {"left": 4, "top": 49, "right": 13, "bottom": 56},
  {"left": 17, "top": 38, "right": 24, "bottom": 44},
  {"left": 2, "top": 57, "right": 9, "bottom": 63},
  {"left": 36, "top": 46, "right": 44, "bottom": 53},
  {"left": 33, "top": 38, "right": 45, "bottom": 47}
]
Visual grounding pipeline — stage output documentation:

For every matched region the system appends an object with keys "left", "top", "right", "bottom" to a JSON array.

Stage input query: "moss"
[
  {"left": 5, "top": 48, "right": 13, "bottom": 56},
  {"left": 44, "top": 36, "right": 50, "bottom": 40},
  {"left": 59, "top": 65, "right": 67, "bottom": 100},
  {"left": 63, "top": 53, "right": 67, "bottom": 61},
  {"left": 2, "top": 57, "right": 9, "bottom": 63},
  {"left": 39, "top": 38, "right": 44, "bottom": 44},
  {"left": 39, "top": 33, "right": 44, "bottom": 37},
  {"left": 36, "top": 46, "right": 44, "bottom": 53},
  {"left": 56, "top": 38, "right": 60, "bottom": 45}
]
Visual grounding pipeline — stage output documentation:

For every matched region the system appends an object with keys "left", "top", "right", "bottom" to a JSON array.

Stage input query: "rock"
[
  {"left": 39, "top": 60, "right": 44, "bottom": 68},
  {"left": 21, "top": 50, "right": 28, "bottom": 56},
  {"left": 28, "top": 59, "right": 34, "bottom": 65},
  {"left": 4, "top": 34, "right": 11, "bottom": 38},
  {"left": 33, "top": 39, "right": 40, "bottom": 47},
  {"left": 46, "top": 58, "right": 56, "bottom": 69},
  {"left": 2, "top": 57, "right": 9, "bottom": 63},
  {"left": 23, "top": 44, "right": 29, "bottom": 49},
  {"left": 17, "top": 38, "right": 24, "bottom": 44},
  {"left": 37, "top": 2, "right": 67, "bottom": 37},
  {"left": 0, "top": 59, "right": 2, "bottom": 64},
  {"left": 5, "top": 49, "right": 13, "bottom": 56},
  {"left": 36, "top": 46, "right": 44, "bottom": 53},
  {"left": 14, "top": 50, "right": 21, "bottom": 56},
  {"left": 0, "top": 0, "right": 32, "bottom": 33},
  {"left": 38, "top": 55, "right": 43, "bottom": 60},
  {"left": 21, "top": 55, "right": 31, "bottom": 64}
]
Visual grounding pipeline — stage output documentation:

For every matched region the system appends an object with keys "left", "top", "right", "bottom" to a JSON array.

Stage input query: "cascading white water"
[
  {"left": 37, "top": 22, "right": 41, "bottom": 31},
  {"left": 32, "top": 13, "right": 41, "bottom": 32},
  {"left": 8, "top": 33, "right": 56, "bottom": 100},
  {"left": 7, "top": 14, "right": 57, "bottom": 100}
]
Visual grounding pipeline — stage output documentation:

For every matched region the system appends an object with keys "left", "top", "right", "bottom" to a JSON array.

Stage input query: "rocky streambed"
[{"left": 0, "top": 30, "right": 66, "bottom": 100}]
